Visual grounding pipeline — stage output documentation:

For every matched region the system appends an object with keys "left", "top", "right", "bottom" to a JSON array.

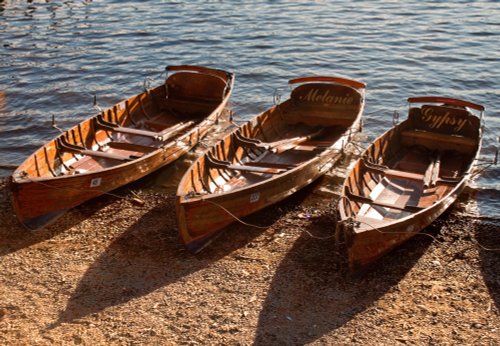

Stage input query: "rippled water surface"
[{"left": 1, "top": 0, "right": 499, "bottom": 216}]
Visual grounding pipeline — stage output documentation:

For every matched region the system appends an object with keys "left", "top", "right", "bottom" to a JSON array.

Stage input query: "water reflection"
[{"left": 0, "top": 0, "right": 498, "bottom": 218}]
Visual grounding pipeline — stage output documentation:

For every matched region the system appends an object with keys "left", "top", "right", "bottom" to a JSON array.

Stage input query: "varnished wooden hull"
[
  {"left": 177, "top": 76, "right": 366, "bottom": 252},
  {"left": 12, "top": 141, "right": 196, "bottom": 229},
  {"left": 11, "top": 65, "right": 234, "bottom": 229},
  {"left": 177, "top": 133, "right": 349, "bottom": 252},
  {"left": 338, "top": 97, "right": 484, "bottom": 271},
  {"left": 342, "top": 169, "right": 469, "bottom": 272}
]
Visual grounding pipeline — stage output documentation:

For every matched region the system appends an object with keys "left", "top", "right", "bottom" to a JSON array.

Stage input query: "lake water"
[{"left": 0, "top": 0, "right": 498, "bottom": 219}]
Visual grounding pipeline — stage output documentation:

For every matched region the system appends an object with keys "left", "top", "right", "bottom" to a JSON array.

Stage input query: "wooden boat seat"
[
  {"left": 361, "top": 159, "right": 425, "bottom": 181},
  {"left": 140, "top": 119, "right": 174, "bottom": 131},
  {"left": 293, "top": 140, "right": 333, "bottom": 152},
  {"left": 56, "top": 137, "right": 135, "bottom": 162},
  {"left": 163, "top": 97, "right": 220, "bottom": 116},
  {"left": 94, "top": 114, "right": 194, "bottom": 142},
  {"left": 206, "top": 153, "right": 287, "bottom": 174},
  {"left": 237, "top": 161, "right": 297, "bottom": 170},
  {"left": 233, "top": 128, "right": 325, "bottom": 153},
  {"left": 290, "top": 108, "right": 358, "bottom": 127},
  {"left": 225, "top": 165, "right": 286, "bottom": 174},
  {"left": 360, "top": 159, "right": 460, "bottom": 185},
  {"left": 346, "top": 186, "right": 423, "bottom": 212},
  {"left": 401, "top": 130, "right": 477, "bottom": 154},
  {"left": 167, "top": 97, "right": 220, "bottom": 107},
  {"left": 106, "top": 141, "right": 158, "bottom": 153}
]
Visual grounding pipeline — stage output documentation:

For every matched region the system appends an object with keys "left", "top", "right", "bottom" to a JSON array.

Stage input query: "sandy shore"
[{"left": 0, "top": 155, "right": 499, "bottom": 345}]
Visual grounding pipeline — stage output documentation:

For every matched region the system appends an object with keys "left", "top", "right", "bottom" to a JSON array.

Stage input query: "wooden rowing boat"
[
  {"left": 177, "top": 75, "right": 366, "bottom": 252},
  {"left": 338, "top": 96, "right": 484, "bottom": 271},
  {"left": 11, "top": 65, "right": 234, "bottom": 230}
]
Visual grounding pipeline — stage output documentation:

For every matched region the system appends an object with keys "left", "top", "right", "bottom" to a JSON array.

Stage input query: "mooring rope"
[
  {"left": 345, "top": 217, "right": 500, "bottom": 252},
  {"left": 473, "top": 240, "right": 500, "bottom": 252},
  {"left": 470, "top": 163, "right": 494, "bottom": 179},
  {"left": 201, "top": 197, "right": 340, "bottom": 239},
  {"left": 200, "top": 198, "right": 270, "bottom": 229},
  {"left": 301, "top": 229, "right": 337, "bottom": 240}
]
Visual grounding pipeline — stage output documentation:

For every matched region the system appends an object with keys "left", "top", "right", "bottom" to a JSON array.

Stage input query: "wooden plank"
[
  {"left": 362, "top": 158, "right": 460, "bottom": 186},
  {"left": 142, "top": 119, "right": 172, "bottom": 131},
  {"left": 292, "top": 145, "right": 320, "bottom": 152},
  {"left": 240, "top": 161, "right": 296, "bottom": 169},
  {"left": 288, "top": 76, "right": 366, "bottom": 89},
  {"left": 107, "top": 141, "right": 157, "bottom": 153},
  {"left": 95, "top": 114, "right": 194, "bottom": 141},
  {"left": 110, "top": 126, "right": 161, "bottom": 138},
  {"left": 57, "top": 137, "right": 133, "bottom": 161},
  {"left": 430, "top": 155, "right": 441, "bottom": 186},
  {"left": 226, "top": 164, "right": 285, "bottom": 174},
  {"left": 346, "top": 187, "right": 422, "bottom": 212},
  {"left": 234, "top": 128, "right": 325, "bottom": 154},
  {"left": 205, "top": 153, "right": 287, "bottom": 174},
  {"left": 407, "top": 96, "right": 484, "bottom": 111},
  {"left": 385, "top": 169, "right": 425, "bottom": 181},
  {"left": 362, "top": 160, "right": 425, "bottom": 181},
  {"left": 78, "top": 149, "right": 133, "bottom": 161},
  {"left": 401, "top": 130, "right": 477, "bottom": 152}
]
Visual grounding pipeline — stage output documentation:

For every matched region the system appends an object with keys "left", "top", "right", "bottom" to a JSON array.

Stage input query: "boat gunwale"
[
  {"left": 177, "top": 123, "right": 354, "bottom": 205},
  {"left": 177, "top": 89, "right": 365, "bottom": 204},
  {"left": 12, "top": 68, "right": 234, "bottom": 184},
  {"left": 176, "top": 75, "right": 366, "bottom": 249},
  {"left": 339, "top": 121, "right": 482, "bottom": 227},
  {"left": 407, "top": 96, "right": 484, "bottom": 111},
  {"left": 338, "top": 97, "right": 485, "bottom": 271}
]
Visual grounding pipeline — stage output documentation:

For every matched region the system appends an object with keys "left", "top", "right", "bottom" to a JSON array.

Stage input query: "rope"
[
  {"left": 302, "top": 229, "right": 337, "bottom": 240},
  {"left": 201, "top": 197, "right": 339, "bottom": 239},
  {"left": 473, "top": 239, "right": 500, "bottom": 252},
  {"left": 344, "top": 216, "right": 500, "bottom": 252},
  {"left": 345, "top": 140, "right": 365, "bottom": 154},
  {"left": 201, "top": 198, "right": 270, "bottom": 229},
  {"left": 470, "top": 163, "right": 494, "bottom": 179}
]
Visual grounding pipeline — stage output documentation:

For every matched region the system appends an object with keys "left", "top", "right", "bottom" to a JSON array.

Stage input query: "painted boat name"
[
  {"left": 421, "top": 107, "right": 468, "bottom": 132},
  {"left": 300, "top": 89, "right": 354, "bottom": 105}
]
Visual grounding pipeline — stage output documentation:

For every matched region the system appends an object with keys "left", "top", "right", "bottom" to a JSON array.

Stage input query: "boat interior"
[
  {"left": 185, "top": 80, "right": 365, "bottom": 195},
  {"left": 342, "top": 103, "right": 481, "bottom": 226},
  {"left": 17, "top": 69, "right": 230, "bottom": 179}
]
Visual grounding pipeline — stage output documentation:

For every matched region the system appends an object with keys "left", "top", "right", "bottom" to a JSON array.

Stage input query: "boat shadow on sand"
[
  {"left": 253, "top": 212, "right": 437, "bottom": 345},
  {"left": 474, "top": 187, "right": 500, "bottom": 312},
  {"left": 0, "top": 180, "right": 117, "bottom": 258},
  {"left": 49, "top": 186, "right": 299, "bottom": 327},
  {"left": 0, "top": 178, "right": 140, "bottom": 257},
  {"left": 0, "top": 163, "right": 186, "bottom": 258},
  {"left": 476, "top": 220, "right": 500, "bottom": 312},
  {"left": 457, "top": 185, "right": 500, "bottom": 313}
]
